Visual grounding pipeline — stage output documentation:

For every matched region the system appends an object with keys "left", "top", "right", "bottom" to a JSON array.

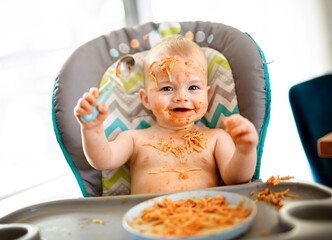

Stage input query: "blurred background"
[{"left": 0, "top": 0, "right": 331, "bottom": 215}]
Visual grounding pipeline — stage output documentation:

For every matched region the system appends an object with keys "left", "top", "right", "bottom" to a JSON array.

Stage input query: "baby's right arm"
[{"left": 74, "top": 88, "right": 134, "bottom": 170}]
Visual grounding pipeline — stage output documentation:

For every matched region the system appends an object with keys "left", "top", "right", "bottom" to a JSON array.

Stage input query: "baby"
[{"left": 74, "top": 36, "right": 258, "bottom": 194}]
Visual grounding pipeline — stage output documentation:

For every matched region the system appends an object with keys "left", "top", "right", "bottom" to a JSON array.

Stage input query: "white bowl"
[{"left": 122, "top": 190, "right": 257, "bottom": 240}]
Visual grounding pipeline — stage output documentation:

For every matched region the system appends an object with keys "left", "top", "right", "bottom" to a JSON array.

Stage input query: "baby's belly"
[
  {"left": 130, "top": 144, "right": 219, "bottom": 194},
  {"left": 130, "top": 170, "right": 219, "bottom": 194}
]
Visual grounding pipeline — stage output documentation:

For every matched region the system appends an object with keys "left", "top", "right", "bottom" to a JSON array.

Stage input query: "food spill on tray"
[
  {"left": 253, "top": 175, "right": 299, "bottom": 209},
  {"left": 79, "top": 218, "right": 105, "bottom": 228}
]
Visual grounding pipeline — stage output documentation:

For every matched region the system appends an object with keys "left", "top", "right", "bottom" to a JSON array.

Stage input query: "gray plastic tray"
[{"left": 1, "top": 180, "right": 331, "bottom": 240}]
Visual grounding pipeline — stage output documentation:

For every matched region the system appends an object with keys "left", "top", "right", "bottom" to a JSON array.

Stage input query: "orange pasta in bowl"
[{"left": 122, "top": 190, "right": 257, "bottom": 240}]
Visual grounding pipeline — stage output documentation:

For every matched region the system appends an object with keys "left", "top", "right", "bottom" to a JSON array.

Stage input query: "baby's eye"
[
  {"left": 161, "top": 86, "right": 173, "bottom": 91},
  {"left": 188, "top": 85, "right": 200, "bottom": 90}
]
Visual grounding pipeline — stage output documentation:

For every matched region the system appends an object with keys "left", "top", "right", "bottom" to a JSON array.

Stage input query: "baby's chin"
[{"left": 165, "top": 116, "right": 201, "bottom": 128}]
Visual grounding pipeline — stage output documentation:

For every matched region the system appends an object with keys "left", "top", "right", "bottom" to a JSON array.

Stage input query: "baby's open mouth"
[{"left": 172, "top": 108, "right": 192, "bottom": 112}]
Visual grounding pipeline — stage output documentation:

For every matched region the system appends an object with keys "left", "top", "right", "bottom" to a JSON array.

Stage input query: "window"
[{"left": 0, "top": 0, "right": 127, "bottom": 200}]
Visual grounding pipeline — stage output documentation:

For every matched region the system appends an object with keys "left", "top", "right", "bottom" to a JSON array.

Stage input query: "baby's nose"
[{"left": 174, "top": 91, "right": 189, "bottom": 102}]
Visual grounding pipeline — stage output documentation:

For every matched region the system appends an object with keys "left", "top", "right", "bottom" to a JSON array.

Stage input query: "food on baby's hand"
[{"left": 224, "top": 117, "right": 237, "bottom": 133}]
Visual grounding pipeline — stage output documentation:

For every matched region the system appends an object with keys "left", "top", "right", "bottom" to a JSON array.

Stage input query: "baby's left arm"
[{"left": 215, "top": 114, "right": 258, "bottom": 185}]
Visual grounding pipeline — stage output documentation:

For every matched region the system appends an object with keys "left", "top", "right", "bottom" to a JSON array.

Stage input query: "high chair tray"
[{"left": 0, "top": 180, "right": 331, "bottom": 240}]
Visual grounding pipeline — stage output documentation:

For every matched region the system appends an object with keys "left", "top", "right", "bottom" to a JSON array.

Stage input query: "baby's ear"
[{"left": 139, "top": 89, "right": 152, "bottom": 110}]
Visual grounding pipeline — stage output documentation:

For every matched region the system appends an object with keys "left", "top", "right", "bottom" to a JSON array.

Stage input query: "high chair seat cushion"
[{"left": 52, "top": 21, "right": 270, "bottom": 197}]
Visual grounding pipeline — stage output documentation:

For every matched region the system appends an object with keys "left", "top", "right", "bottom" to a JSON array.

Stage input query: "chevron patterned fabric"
[{"left": 100, "top": 46, "right": 238, "bottom": 196}]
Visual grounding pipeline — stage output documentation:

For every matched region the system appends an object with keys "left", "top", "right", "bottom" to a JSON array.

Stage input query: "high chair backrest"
[{"left": 52, "top": 21, "right": 271, "bottom": 197}]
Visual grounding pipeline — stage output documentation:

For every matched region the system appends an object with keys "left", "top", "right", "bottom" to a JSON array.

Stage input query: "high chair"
[{"left": 52, "top": 21, "right": 271, "bottom": 197}]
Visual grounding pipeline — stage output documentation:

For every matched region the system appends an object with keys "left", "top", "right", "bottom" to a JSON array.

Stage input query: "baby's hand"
[
  {"left": 73, "top": 87, "right": 109, "bottom": 129},
  {"left": 223, "top": 114, "right": 258, "bottom": 154}
]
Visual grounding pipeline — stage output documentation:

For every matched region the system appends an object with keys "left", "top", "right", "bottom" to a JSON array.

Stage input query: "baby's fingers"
[
  {"left": 96, "top": 104, "right": 109, "bottom": 121},
  {"left": 223, "top": 114, "right": 241, "bottom": 130},
  {"left": 228, "top": 124, "right": 250, "bottom": 138},
  {"left": 89, "top": 87, "right": 99, "bottom": 98},
  {"left": 74, "top": 91, "right": 97, "bottom": 116},
  {"left": 74, "top": 98, "right": 91, "bottom": 117},
  {"left": 235, "top": 132, "right": 258, "bottom": 144},
  {"left": 84, "top": 89, "right": 99, "bottom": 106}
]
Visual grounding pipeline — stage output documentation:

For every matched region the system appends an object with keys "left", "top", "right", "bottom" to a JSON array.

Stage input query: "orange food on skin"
[
  {"left": 142, "top": 129, "right": 208, "bottom": 161},
  {"left": 150, "top": 167, "right": 202, "bottom": 180},
  {"left": 148, "top": 56, "right": 177, "bottom": 86},
  {"left": 143, "top": 129, "right": 208, "bottom": 181}
]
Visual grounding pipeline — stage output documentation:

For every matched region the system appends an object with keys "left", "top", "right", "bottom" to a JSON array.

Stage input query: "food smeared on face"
[
  {"left": 149, "top": 56, "right": 177, "bottom": 88},
  {"left": 148, "top": 56, "right": 173, "bottom": 90},
  {"left": 149, "top": 71, "right": 158, "bottom": 89},
  {"left": 143, "top": 53, "right": 209, "bottom": 128}
]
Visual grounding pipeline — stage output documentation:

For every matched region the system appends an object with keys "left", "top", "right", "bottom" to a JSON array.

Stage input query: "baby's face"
[{"left": 143, "top": 55, "right": 209, "bottom": 129}]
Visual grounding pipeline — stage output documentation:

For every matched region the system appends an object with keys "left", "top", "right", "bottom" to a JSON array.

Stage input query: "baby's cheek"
[
  {"left": 196, "top": 99, "right": 208, "bottom": 114},
  {"left": 151, "top": 102, "right": 167, "bottom": 118}
]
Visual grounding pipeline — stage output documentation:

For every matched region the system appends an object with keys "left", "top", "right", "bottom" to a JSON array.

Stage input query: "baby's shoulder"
[
  {"left": 199, "top": 126, "right": 230, "bottom": 142},
  {"left": 119, "top": 128, "right": 153, "bottom": 139},
  {"left": 199, "top": 126, "right": 226, "bottom": 135}
]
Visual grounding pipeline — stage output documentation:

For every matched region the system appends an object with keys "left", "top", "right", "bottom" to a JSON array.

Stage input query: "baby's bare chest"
[{"left": 131, "top": 130, "right": 217, "bottom": 172}]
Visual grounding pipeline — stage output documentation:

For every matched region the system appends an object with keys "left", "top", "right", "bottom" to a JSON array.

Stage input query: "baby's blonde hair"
[{"left": 144, "top": 35, "right": 207, "bottom": 81}]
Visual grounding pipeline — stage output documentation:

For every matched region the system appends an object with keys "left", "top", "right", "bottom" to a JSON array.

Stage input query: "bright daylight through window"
[{"left": 0, "top": 0, "right": 126, "bottom": 200}]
